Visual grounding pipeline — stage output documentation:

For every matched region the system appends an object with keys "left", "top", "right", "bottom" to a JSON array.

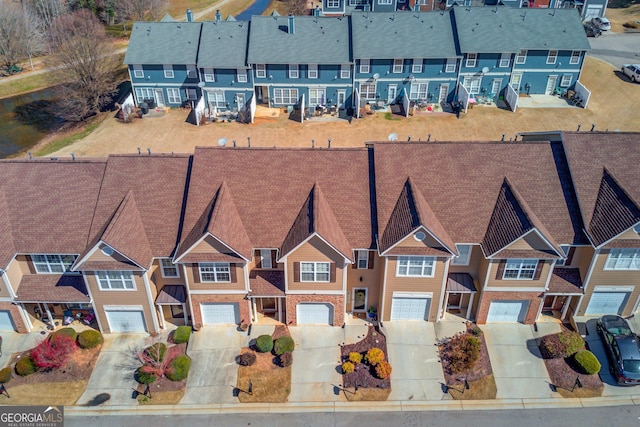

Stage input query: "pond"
[{"left": 236, "top": 0, "right": 273, "bottom": 21}]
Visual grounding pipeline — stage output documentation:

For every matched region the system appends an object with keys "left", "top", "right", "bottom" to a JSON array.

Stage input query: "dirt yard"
[
  {"left": 44, "top": 56, "right": 639, "bottom": 158},
  {"left": 606, "top": 4, "right": 640, "bottom": 32}
]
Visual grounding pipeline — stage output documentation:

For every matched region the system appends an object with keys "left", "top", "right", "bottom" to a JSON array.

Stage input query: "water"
[
  {"left": 0, "top": 87, "right": 59, "bottom": 158},
  {"left": 236, "top": 0, "right": 272, "bottom": 21}
]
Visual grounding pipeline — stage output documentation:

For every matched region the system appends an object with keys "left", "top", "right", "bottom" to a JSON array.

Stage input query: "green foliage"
[
  {"left": 136, "top": 366, "right": 157, "bottom": 385},
  {"left": 279, "top": 352, "right": 293, "bottom": 367},
  {"left": 52, "top": 327, "right": 78, "bottom": 342},
  {"left": 573, "top": 350, "right": 601, "bottom": 375},
  {"left": 255, "top": 335, "right": 274, "bottom": 353},
  {"left": 558, "top": 331, "right": 585, "bottom": 356},
  {"left": 469, "top": 326, "right": 483, "bottom": 337},
  {"left": 15, "top": 356, "right": 36, "bottom": 376},
  {"left": 166, "top": 355, "right": 190, "bottom": 381},
  {"left": 173, "top": 326, "right": 191, "bottom": 344},
  {"left": 348, "top": 352, "right": 363, "bottom": 364},
  {"left": 365, "top": 348, "right": 385, "bottom": 366},
  {"left": 78, "top": 330, "right": 103, "bottom": 349},
  {"left": 273, "top": 336, "right": 295, "bottom": 356},
  {"left": 0, "top": 367, "right": 12, "bottom": 383},
  {"left": 375, "top": 360, "right": 392, "bottom": 379},
  {"left": 237, "top": 352, "right": 256, "bottom": 366},
  {"left": 540, "top": 331, "right": 585, "bottom": 358},
  {"left": 145, "top": 343, "right": 167, "bottom": 362},
  {"left": 441, "top": 332, "right": 481, "bottom": 374},
  {"left": 342, "top": 361, "right": 355, "bottom": 374}
]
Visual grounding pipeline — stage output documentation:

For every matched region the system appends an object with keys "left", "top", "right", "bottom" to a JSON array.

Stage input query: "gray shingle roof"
[
  {"left": 198, "top": 20, "right": 249, "bottom": 68},
  {"left": 124, "top": 22, "right": 202, "bottom": 65},
  {"left": 351, "top": 11, "right": 458, "bottom": 59},
  {"left": 247, "top": 15, "right": 350, "bottom": 64},
  {"left": 452, "top": 7, "right": 590, "bottom": 53}
]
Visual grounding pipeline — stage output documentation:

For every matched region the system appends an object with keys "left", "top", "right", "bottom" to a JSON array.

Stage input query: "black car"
[
  {"left": 597, "top": 315, "right": 640, "bottom": 385},
  {"left": 584, "top": 23, "right": 602, "bottom": 38}
]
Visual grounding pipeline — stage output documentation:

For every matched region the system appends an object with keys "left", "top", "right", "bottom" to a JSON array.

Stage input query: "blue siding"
[
  {"left": 199, "top": 68, "right": 254, "bottom": 89},
  {"left": 256, "top": 64, "right": 348, "bottom": 85}
]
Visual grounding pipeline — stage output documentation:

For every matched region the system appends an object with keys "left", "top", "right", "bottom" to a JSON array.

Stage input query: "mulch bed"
[
  {"left": 340, "top": 326, "right": 390, "bottom": 390},
  {"left": 136, "top": 342, "right": 188, "bottom": 394},
  {"left": 439, "top": 328, "right": 493, "bottom": 386}
]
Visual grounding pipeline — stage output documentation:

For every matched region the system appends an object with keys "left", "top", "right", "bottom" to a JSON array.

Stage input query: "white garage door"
[
  {"left": 391, "top": 297, "right": 431, "bottom": 321},
  {"left": 486, "top": 300, "right": 528, "bottom": 323},
  {"left": 105, "top": 309, "right": 147, "bottom": 333},
  {"left": 584, "top": 6, "right": 602, "bottom": 20},
  {"left": 585, "top": 292, "right": 629, "bottom": 315},
  {"left": 201, "top": 303, "right": 240, "bottom": 325},
  {"left": 0, "top": 311, "right": 16, "bottom": 331},
  {"left": 297, "top": 303, "right": 333, "bottom": 325}
]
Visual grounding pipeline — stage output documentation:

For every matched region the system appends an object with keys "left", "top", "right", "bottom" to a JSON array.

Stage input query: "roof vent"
[
  {"left": 288, "top": 13, "right": 295, "bottom": 34},
  {"left": 101, "top": 246, "right": 114, "bottom": 256},
  {"left": 215, "top": 9, "right": 222, "bottom": 22},
  {"left": 186, "top": 9, "right": 193, "bottom": 22},
  {"left": 414, "top": 231, "right": 427, "bottom": 241}
]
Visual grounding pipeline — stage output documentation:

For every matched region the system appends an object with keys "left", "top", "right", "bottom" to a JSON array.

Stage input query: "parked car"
[
  {"left": 584, "top": 23, "right": 602, "bottom": 38},
  {"left": 591, "top": 16, "right": 611, "bottom": 31},
  {"left": 597, "top": 315, "right": 640, "bottom": 386},
  {"left": 621, "top": 64, "right": 640, "bottom": 83}
]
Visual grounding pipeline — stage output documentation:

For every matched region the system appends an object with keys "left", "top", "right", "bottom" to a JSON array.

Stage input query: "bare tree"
[
  {"left": 25, "top": 0, "right": 67, "bottom": 31},
  {"left": 0, "top": 4, "right": 28, "bottom": 71},
  {"left": 114, "top": 0, "right": 168, "bottom": 22},
  {"left": 23, "top": 6, "right": 47, "bottom": 70},
  {"left": 47, "top": 10, "right": 119, "bottom": 121},
  {"left": 285, "top": 0, "right": 308, "bottom": 16}
]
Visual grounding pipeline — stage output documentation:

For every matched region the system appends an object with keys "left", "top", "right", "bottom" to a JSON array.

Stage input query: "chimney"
[
  {"left": 186, "top": 9, "right": 193, "bottom": 22},
  {"left": 314, "top": 6, "right": 320, "bottom": 16},
  {"left": 215, "top": 10, "right": 222, "bottom": 22},
  {"left": 288, "top": 13, "right": 295, "bottom": 34}
]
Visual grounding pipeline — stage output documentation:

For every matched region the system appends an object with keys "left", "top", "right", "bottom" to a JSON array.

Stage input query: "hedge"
[
  {"left": 167, "top": 355, "right": 191, "bottom": 381},
  {"left": 78, "top": 330, "right": 103, "bottom": 349},
  {"left": 573, "top": 350, "right": 601, "bottom": 375},
  {"left": 15, "top": 356, "right": 36, "bottom": 376},
  {"left": 274, "top": 336, "right": 295, "bottom": 355},
  {"left": 255, "top": 335, "right": 273, "bottom": 353},
  {"left": 0, "top": 367, "right": 12, "bottom": 383},
  {"left": 173, "top": 326, "right": 191, "bottom": 344}
]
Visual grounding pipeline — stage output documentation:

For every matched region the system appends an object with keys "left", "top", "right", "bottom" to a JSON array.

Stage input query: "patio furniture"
[{"left": 83, "top": 312, "right": 96, "bottom": 325}]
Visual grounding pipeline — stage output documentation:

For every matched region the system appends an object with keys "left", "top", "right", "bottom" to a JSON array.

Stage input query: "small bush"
[
  {"left": 441, "top": 332, "right": 481, "bottom": 374},
  {"left": 15, "top": 356, "right": 36, "bottom": 376},
  {"left": 136, "top": 366, "right": 157, "bottom": 385},
  {"left": 342, "top": 361, "right": 355, "bottom": 374},
  {"left": 237, "top": 352, "right": 257, "bottom": 366},
  {"left": 573, "top": 350, "right": 601, "bottom": 375},
  {"left": 624, "top": 21, "right": 640, "bottom": 29},
  {"left": 31, "top": 335, "right": 76, "bottom": 371},
  {"left": 375, "top": 360, "right": 392, "bottom": 379},
  {"left": 365, "top": 348, "right": 385, "bottom": 366},
  {"left": 279, "top": 351, "right": 293, "bottom": 367},
  {"left": 540, "top": 331, "right": 585, "bottom": 358},
  {"left": 145, "top": 343, "right": 167, "bottom": 362},
  {"left": 274, "top": 336, "right": 295, "bottom": 355},
  {"left": 558, "top": 331, "right": 585, "bottom": 356},
  {"left": 469, "top": 326, "right": 483, "bottom": 337},
  {"left": 173, "top": 326, "right": 191, "bottom": 344},
  {"left": 348, "top": 352, "right": 363, "bottom": 364},
  {"left": 255, "top": 335, "right": 274, "bottom": 353},
  {"left": 78, "top": 330, "right": 103, "bottom": 349},
  {"left": 166, "top": 355, "right": 190, "bottom": 381},
  {"left": 52, "top": 327, "right": 78, "bottom": 342},
  {"left": 0, "top": 367, "right": 12, "bottom": 383}
]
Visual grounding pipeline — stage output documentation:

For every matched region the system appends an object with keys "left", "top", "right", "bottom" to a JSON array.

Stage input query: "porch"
[
  {"left": 541, "top": 267, "right": 584, "bottom": 322},
  {"left": 249, "top": 270, "right": 286, "bottom": 324},
  {"left": 440, "top": 273, "right": 477, "bottom": 321},
  {"left": 155, "top": 284, "right": 189, "bottom": 329}
]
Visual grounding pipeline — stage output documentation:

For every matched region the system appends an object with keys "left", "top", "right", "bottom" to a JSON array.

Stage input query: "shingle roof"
[
  {"left": 0, "top": 190, "right": 15, "bottom": 270},
  {"left": 547, "top": 267, "right": 583, "bottom": 294},
  {"left": 249, "top": 270, "right": 285, "bottom": 296},
  {"left": 124, "top": 22, "right": 202, "bottom": 65},
  {"left": 447, "top": 272, "right": 476, "bottom": 292},
  {"left": 15, "top": 274, "right": 90, "bottom": 303},
  {"left": 247, "top": 15, "right": 350, "bottom": 64},
  {"left": 198, "top": 20, "right": 249, "bottom": 68},
  {"left": 452, "top": 7, "right": 590, "bottom": 53},
  {"left": 156, "top": 284, "right": 186, "bottom": 304},
  {"left": 562, "top": 132, "right": 640, "bottom": 247},
  {"left": 351, "top": 11, "right": 458, "bottom": 59}
]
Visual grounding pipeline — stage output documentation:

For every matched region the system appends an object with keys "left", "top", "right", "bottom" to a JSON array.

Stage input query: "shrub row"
[
  {"left": 167, "top": 355, "right": 190, "bottom": 381},
  {"left": 173, "top": 326, "right": 191, "bottom": 344},
  {"left": 540, "top": 331, "right": 585, "bottom": 359},
  {"left": 255, "top": 335, "right": 296, "bottom": 355}
]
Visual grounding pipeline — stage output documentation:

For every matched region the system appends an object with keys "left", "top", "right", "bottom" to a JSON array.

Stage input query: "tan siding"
[
  {"left": 449, "top": 245, "right": 482, "bottom": 280},
  {"left": 578, "top": 246, "right": 595, "bottom": 281},
  {"left": 615, "top": 228, "right": 640, "bottom": 240},
  {"left": 186, "top": 262, "right": 247, "bottom": 292},
  {"left": 381, "top": 256, "right": 447, "bottom": 322},
  {"left": 565, "top": 246, "right": 588, "bottom": 269},
  {"left": 192, "top": 235, "right": 236, "bottom": 254},
  {"left": 395, "top": 230, "right": 443, "bottom": 249},
  {"left": 287, "top": 236, "right": 344, "bottom": 292},
  {"left": 250, "top": 249, "right": 283, "bottom": 271},
  {"left": 346, "top": 252, "right": 384, "bottom": 313},
  {"left": 148, "top": 260, "right": 186, "bottom": 292},
  {"left": 85, "top": 243, "right": 137, "bottom": 264},
  {"left": 485, "top": 259, "right": 550, "bottom": 289},
  {"left": 4, "top": 257, "right": 27, "bottom": 297},
  {"left": 504, "top": 232, "right": 552, "bottom": 252}
]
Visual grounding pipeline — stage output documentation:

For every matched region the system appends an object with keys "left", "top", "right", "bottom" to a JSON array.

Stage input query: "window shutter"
[
  {"left": 564, "top": 247, "right": 575, "bottom": 266},
  {"left": 230, "top": 263, "right": 237, "bottom": 283},
  {"left": 192, "top": 264, "right": 200, "bottom": 283},
  {"left": 254, "top": 250, "right": 261, "bottom": 268},
  {"left": 368, "top": 251, "right": 375, "bottom": 269},
  {"left": 293, "top": 262, "right": 300, "bottom": 282},
  {"left": 495, "top": 260, "right": 506, "bottom": 280},
  {"left": 330, "top": 263, "right": 336, "bottom": 283},
  {"left": 271, "top": 250, "right": 278, "bottom": 269},
  {"left": 533, "top": 261, "right": 543, "bottom": 280}
]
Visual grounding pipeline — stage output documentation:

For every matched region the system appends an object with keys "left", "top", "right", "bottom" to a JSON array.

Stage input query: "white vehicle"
[
  {"left": 591, "top": 16, "right": 611, "bottom": 31},
  {"left": 621, "top": 64, "right": 640, "bottom": 83}
]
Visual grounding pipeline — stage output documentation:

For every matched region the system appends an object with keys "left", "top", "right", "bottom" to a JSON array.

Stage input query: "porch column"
[
  {"left": 561, "top": 296, "right": 572, "bottom": 321},
  {"left": 20, "top": 303, "right": 33, "bottom": 331},
  {"left": 277, "top": 298, "right": 283, "bottom": 323},
  {"left": 466, "top": 293, "right": 475, "bottom": 320},
  {"left": 42, "top": 302, "right": 54, "bottom": 327},
  {"left": 251, "top": 299, "right": 257, "bottom": 323},
  {"left": 157, "top": 305, "right": 165, "bottom": 329},
  {"left": 182, "top": 303, "right": 188, "bottom": 325},
  {"left": 440, "top": 291, "right": 449, "bottom": 320}
]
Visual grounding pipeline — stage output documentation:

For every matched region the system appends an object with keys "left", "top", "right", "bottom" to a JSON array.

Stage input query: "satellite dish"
[
  {"left": 388, "top": 132, "right": 398, "bottom": 141},
  {"left": 217, "top": 138, "right": 228, "bottom": 146},
  {"left": 481, "top": 67, "right": 490, "bottom": 74},
  {"left": 372, "top": 72, "right": 380, "bottom": 80},
  {"left": 197, "top": 82, "right": 206, "bottom": 88}
]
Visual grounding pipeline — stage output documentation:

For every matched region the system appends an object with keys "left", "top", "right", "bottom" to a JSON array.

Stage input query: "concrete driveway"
[
  {"left": 481, "top": 323, "right": 561, "bottom": 399},
  {"left": 382, "top": 322, "right": 447, "bottom": 401},
  {"left": 0, "top": 331, "right": 47, "bottom": 369}
]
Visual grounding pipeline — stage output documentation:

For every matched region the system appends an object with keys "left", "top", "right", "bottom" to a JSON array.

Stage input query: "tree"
[
  {"left": 285, "top": 0, "right": 308, "bottom": 16},
  {"left": 25, "top": 0, "right": 67, "bottom": 31},
  {"left": 47, "top": 10, "right": 120, "bottom": 121},
  {"left": 114, "top": 0, "right": 168, "bottom": 22},
  {"left": 0, "top": 4, "right": 28, "bottom": 71}
]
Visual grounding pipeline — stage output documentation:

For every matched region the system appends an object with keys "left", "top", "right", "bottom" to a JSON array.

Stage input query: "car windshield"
[{"left": 623, "top": 359, "right": 640, "bottom": 373}]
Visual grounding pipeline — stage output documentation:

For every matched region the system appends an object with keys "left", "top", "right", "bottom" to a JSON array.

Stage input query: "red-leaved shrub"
[{"left": 30, "top": 334, "right": 77, "bottom": 371}]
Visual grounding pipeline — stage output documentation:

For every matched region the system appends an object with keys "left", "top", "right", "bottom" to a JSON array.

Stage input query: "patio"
[{"left": 516, "top": 95, "right": 576, "bottom": 109}]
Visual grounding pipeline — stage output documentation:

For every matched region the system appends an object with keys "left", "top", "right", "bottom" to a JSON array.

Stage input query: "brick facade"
[
  {"left": 190, "top": 294, "right": 251, "bottom": 327},
  {"left": 285, "top": 294, "right": 345, "bottom": 326},
  {"left": 476, "top": 291, "right": 543, "bottom": 324},
  {"left": 0, "top": 302, "right": 28, "bottom": 333}
]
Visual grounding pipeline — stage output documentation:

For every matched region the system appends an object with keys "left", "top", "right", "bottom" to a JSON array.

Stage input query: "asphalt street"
[{"left": 588, "top": 31, "right": 640, "bottom": 69}]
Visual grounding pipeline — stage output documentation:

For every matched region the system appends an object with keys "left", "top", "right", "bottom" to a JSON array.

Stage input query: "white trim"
[
  {"left": 286, "top": 290, "right": 345, "bottom": 295},
  {"left": 359, "top": 59, "right": 370, "bottom": 74},
  {"left": 502, "top": 259, "right": 539, "bottom": 280},
  {"left": 300, "top": 261, "right": 330, "bottom": 282},
  {"left": 174, "top": 232, "right": 250, "bottom": 263},
  {"left": 593, "top": 286, "right": 634, "bottom": 292},
  {"left": 465, "top": 53, "right": 477, "bottom": 68},
  {"left": 546, "top": 50, "right": 558, "bottom": 65},
  {"left": 486, "top": 228, "right": 561, "bottom": 258},
  {"left": 1, "top": 270, "right": 16, "bottom": 299},
  {"left": 392, "top": 291, "right": 433, "bottom": 298},
  {"left": 308, "top": 64, "right": 318, "bottom": 79},
  {"left": 73, "top": 240, "right": 146, "bottom": 271},
  {"left": 284, "top": 255, "right": 289, "bottom": 293},
  {"left": 82, "top": 274, "right": 103, "bottom": 333},
  {"left": 256, "top": 64, "right": 266, "bottom": 79},
  {"left": 604, "top": 248, "right": 640, "bottom": 271},
  {"left": 198, "top": 262, "right": 231, "bottom": 283},
  {"left": 484, "top": 286, "right": 546, "bottom": 292},
  {"left": 544, "top": 259, "right": 556, "bottom": 291},
  {"left": 182, "top": 264, "right": 195, "bottom": 326},
  {"left": 352, "top": 287, "right": 368, "bottom": 312},
  {"left": 280, "top": 232, "right": 352, "bottom": 262},
  {"left": 412, "top": 58, "right": 423, "bottom": 74},
  {"left": 380, "top": 256, "right": 388, "bottom": 323},
  {"left": 451, "top": 244, "right": 472, "bottom": 266},
  {"left": 381, "top": 225, "right": 456, "bottom": 256},
  {"left": 31, "top": 254, "right": 76, "bottom": 273},
  {"left": 597, "top": 223, "right": 640, "bottom": 249},
  {"left": 570, "top": 50, "right": 581, "bottom": 65},
  {"left": 159, "top": 258, "right": 180, "bottom": 278},
  {"left": 508, "top": 68, "right": 580, "bottom": 73},
  {"left": 143, "top": 271, "right": 160, "bottom": 333},
  {"left": 96, "top": 270, "right": 137, "bottom": 291},
  {"left": 103, "top": 304, "right": 145, "bottom": 311},
  {"left": 577, "top": 247, "right": 600, "bottom": 312},
  {"left": 515, "top": 50, "right": 527, "bottom": 64},
  {"left": 188, "top": 289, "right": 247, "bottom": 295},
  {"left": 396, "top": 255, "right": 436, "bottom": 278},
  {"left": 19, "top": 303, "right": 33, "bottom": 332},
  {"left": 356, "top": 250, "right": 369, "bottom": 269},
  {"left": 438, "top": 258, "right": 450, "bottom": 321}
]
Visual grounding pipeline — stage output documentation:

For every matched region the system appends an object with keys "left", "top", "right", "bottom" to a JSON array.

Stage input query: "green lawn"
[{"left": 0, "top": 74, "right": 57, "bottom": 100}]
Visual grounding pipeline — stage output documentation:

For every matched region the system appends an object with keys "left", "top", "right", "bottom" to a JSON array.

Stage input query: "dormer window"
[{"left": 32, "top": 254, "right": 76, "bottom": 274}]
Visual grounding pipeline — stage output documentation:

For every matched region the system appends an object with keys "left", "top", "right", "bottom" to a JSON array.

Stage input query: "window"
[
  {"left": 416, "top": 0, "right": 428, "bottom": 4},
  {"left": 409, "top": 82, "right": 428, "bottom": 100},
  {"left": 327, "top": 0, "right": 340, "bottom": 6},
  {"left": 515, "top": 50, "right": 527, "bottom": 65},
  {"left": 360, "top": 82, "right": 376, "bottom": 100},
  {"left": 163, "top": 65, "right": 174, "bottom": 78},
  {"left": 341, "top": 64, "right": 350, "bottom": 79},
  {"left": 463, "top": 76, "right": 481, "bottom": 94},
  {"left": 187, "top": 65, "right": 197, "bottom": 78},
  {"left": 412, "top": 58, "right": 423, "bottom": 73},
  {"left": 511, "top": 73, "right": 522, "bottom": 90},
  {"left": 393, "top": 59, "right": 403, "bottom": 73},
  {"left": 465, "top": 53, "right": 477, "bottom": 68},
  {"left": 349, "top": 0, "right": 367, "bottom": 5},
  {"left": 260, "top": 249, "right": 272, "bottom": 269},
  {"left": 135, "top": 88, "right": 154, "bottom": 102},
  {"left": 33, "top": 254, "right": 76, "bottom": 273},
  {"left": 360, "top": 59, "right": 370, "bottom": 74},
  {"left": 547, "top": 50, "right": 558, "bottom": 65},
  {"left": 570, "top": 50, "right": 580, "bottom": 65},
  {"left": 605, "top": 249, "right": 640, "bottom": 271},
  {"left": 503, "top": 259, "right": 538, "bottom": 280},
  {"left": 397, "top": 256, "right": 435, "bottom": 277},
  {"left": 204, "top": 68, "right": 215, "bottom": 82},
  {"left": 187, "top": 89, "right": 197, "bottom": 100},
  {"left": 237, "top": 69, "right": 248, "bottom": 83},
  {"left": 445, "top": 58, "right": 456, "bottom": 73},
  {"left": 379, "top": 0, "right": 392, "bottom": 4},
  {"left": 309, "top": 88, "right": 325, "bottom": 105},
  {"left": 166, "top": 88, "right": 181, "bottom": 104},
  {"left": 635, "top": 224, "right": 640, "bottom": 234},
  {"left": 560, "top": 74, "right": 572, "bottom": 87},
  {"left": 97, "top": 271, "right": 135, "bottom": 290},
  {"left": 357, "top": 250, "right": 369, "bottom": 269},
  {"left": 308, "top": 64, "right": 318, "bottom": 79},
  {"left": 160, "top": 258, "right": 179, "bottom": 278},
  {"left": 273, "top": 88, "right": 298, "bottom": 105},
  {"left": 133, "top": 65, "right": 144, "bottom": 78},
  {"left": 499, "top": 53, "right": 510, "bottom": 68},
  {"left": 452, "top": 245, "right": 471, "bottom": 266},
  {"left": 208, "top": 90, "right": 225, "bottom": 107},
  {"left": 256, "top": 64, "right": 266, "bottom": 79},
  {"left": 289, "top": 64, "right": 299, "bottom": 79},
  {"left": 300, "top": 262, "right": 330, "bottom": 282},
  {"left": 556, "top": 245, "right": 570, "bottom": 266},
  {"left": 199, "top": 262, "right": 231, "bottom": 282}
]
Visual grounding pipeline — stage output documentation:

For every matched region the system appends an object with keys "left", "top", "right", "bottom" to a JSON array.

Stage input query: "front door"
[
  {"left": 545, "top": 76, "right": 558, "bottom": 95},
  {"left": 387, "top": 85, "right": 397, "bottom": 104},
  {"left": 235, "top": 93, "right": 246, "bottom": 111},
  {"left": 259, "top": 298, "right": 277, "bottom": 316},
  {"left": 543, "top": 295, "right": 556, "bottom": 310},
  {"left": 353, "top": 288, "right": 368, "bottom": 312},
  {"left": 448, "top": 293, "right": 462, "bottom": 309},
  {"left": 491, "top": 79, "right": 502, "bottom": 99},
  {"left": 337, "top": 90, "right": 346, "bottom": 108},
  {"left": 438, "top": 84, "right": 449, "bottom": 103},
  {"left": 154, "top": 89, "right": 165, "bottom": 107}
]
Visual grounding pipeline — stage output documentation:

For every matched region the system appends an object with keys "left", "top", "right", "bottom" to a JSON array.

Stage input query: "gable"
[
  {"left": 504, "top": 230, "right": 555, "bottom": 253},
  {"left": 192, "top": 234, "right": 237, "bottom": 256},
  {"left": 75, "top": 242, "right": 143, "bottom": 270}
]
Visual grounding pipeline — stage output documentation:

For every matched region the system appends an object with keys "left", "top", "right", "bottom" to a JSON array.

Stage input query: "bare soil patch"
[
  {"left": 340, "top": 326, "right": 390, "bottom": 400},
  {"left": 542, "top": 352, "right": 604, "bottom": 398}
]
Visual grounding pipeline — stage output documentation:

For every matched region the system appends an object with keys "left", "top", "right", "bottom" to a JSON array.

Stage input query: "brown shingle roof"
[
  {"left": 547, "top": 267, "right": 584, "bottom": 294},
  {"left": 249, "top": 270, "right": 285, "bottom": 296},
  {"left": 15, "top": 274, "right": 90, "bottom": 303},
  {"left": 156, "top": 284, "right": 186, "bottom": 304},
  {"left": 76, "top": 260, "right": 145, "bottom": 271},
  {"left": 179, "top": 252, "right": 244, "bottom": 263},
  {"left": 385, "top": 246, "right": 452, "bottom": 256},
  {"left": 0, "top": 190, "right": 16, "bottom": 270},
  {"left": 447, "top": 273, "right": 476, "bottom": 292},
  {"left": 491, "top": 248, "right": 560, "bottom": 259}
]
